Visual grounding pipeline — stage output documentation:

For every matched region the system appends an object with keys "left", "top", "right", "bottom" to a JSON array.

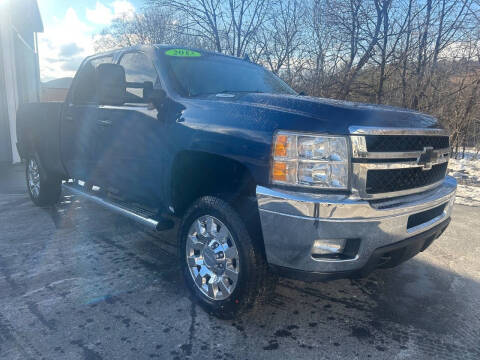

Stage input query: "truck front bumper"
[{"left": 256, "top": 176, "right": 457, "bottom": 281}]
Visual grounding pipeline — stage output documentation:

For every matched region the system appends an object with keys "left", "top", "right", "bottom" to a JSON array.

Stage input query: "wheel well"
[
  {"left": 171, "top": 151, "right": 264, "bottom": 252},
  {"left": 171, "top": 151, "right": 256, "bottom": 214}
]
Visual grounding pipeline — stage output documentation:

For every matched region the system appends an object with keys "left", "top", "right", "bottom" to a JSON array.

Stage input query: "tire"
[
  {"left": 26, "top": 155, "right": 61, "bottom": 206},
  {"left": 179, "top": 196, "right": 271, "bottom": 318}
]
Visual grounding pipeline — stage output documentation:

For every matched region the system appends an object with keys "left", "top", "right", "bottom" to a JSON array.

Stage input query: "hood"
[{"left": 214, "top": 93, "right": 442, "bottom": 134}]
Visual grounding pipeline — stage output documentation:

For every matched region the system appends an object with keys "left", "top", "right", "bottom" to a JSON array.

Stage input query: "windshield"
[{"left": 163, "top": 54, "right": 296, "bottom": 97}]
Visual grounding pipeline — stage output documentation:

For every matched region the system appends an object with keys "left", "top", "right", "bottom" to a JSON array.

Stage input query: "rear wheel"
[
  {"left": 26, "top": 156, "right": 61, "bottom": 206},
  {"left": 179, "top": 196, "right": 270, "bottom": 318}
]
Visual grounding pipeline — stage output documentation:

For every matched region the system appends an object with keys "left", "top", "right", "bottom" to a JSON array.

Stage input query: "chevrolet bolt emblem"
[{"left": 417, "top": 147, "right": 438, "bottom": 171}]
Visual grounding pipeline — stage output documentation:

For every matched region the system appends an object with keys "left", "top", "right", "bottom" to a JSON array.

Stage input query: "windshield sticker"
[{"left": 165, "top": 49, "right": 202, "bottom": 57}]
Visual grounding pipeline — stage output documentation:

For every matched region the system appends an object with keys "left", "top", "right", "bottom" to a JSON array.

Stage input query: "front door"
[
  {"left": 61, "top": 56, "right": 113, "bottom": 182},
  {"left": 94, "top": 52, "right": 167, "bottom": 208}
]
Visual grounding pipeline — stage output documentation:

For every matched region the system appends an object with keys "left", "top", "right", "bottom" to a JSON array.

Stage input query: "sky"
[{"left": 37, "top": 0, "right": 144, "bottom": 82}]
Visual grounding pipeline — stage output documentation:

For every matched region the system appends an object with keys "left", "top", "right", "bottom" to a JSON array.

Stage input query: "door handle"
[
  {"left": 64, "top": 115, "right": 73, "bottom": 121},
  {"left": 98, "top": 119, "right": 112, "bottom": 126}
]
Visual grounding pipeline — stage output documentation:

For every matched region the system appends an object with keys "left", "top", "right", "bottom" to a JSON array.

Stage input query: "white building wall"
[{"left": 0, "top": 16, "right": 21, "bottom": 163}]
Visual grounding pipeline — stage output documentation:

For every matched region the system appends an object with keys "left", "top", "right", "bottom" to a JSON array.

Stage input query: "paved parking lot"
[{"left": 1, "top": 164, "right": 480, "bottom": 359}]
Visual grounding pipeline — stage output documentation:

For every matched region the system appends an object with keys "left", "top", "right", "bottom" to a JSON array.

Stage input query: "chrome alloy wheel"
[
  {"left": 27, "top": 159, "right": 41, "bottom": 198},
  {"left": 186, "top": 215, "right": 240, "bottom": 301}
]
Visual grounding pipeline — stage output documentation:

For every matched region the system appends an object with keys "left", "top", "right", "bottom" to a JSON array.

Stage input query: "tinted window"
[
  {"left": 120, "top": 52, "right": 158, "bottom": 102},
  {"left": 72, "top": 56, "right": 113, "bottom": 105},
  {"left": 165, "top": 55, "right": 295, "bottom": 97}
]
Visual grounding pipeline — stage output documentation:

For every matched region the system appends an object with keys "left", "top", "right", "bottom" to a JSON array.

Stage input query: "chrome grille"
[
  {"left": 365, "top": 163, "right": 448, "bottom": 194},
  {"left": 365, "top": 135, "right": 449, "bottom": 152},
  {"left": 349, "top": 126, "right": 450, "bottom": 199}
]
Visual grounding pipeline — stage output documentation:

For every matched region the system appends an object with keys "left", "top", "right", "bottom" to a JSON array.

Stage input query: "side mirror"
[
  {"left": 144, "top": 84, "right": 167, "bottom": 109},
  {"left": 142, "top": 81, "right": 154, "bottom": 102},
  {"left": 96, "top": 63, "right": 126, "bottom": 105}
]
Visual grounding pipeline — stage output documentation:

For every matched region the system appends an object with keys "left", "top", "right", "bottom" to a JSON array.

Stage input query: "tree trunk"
[
  {"left": 376, "top": 1, "right": 390, "bottom": 103},
  {"left": 401, "top": 0, "right": 413, "bottom": 107},
  {"left": 411, "top": 0, "right": 432, "bottom": 110}
]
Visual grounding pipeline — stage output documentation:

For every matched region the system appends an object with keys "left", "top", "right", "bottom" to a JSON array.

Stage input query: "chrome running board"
[{"left": 62, "top": 183, "right": 173, "bottom": 231}]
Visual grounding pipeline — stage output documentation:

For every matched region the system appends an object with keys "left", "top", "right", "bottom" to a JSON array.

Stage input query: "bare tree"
[
  {"left": 226, "top": 0, "right": 269, "bottom": 57},
  {"left": 157, "top": 0, "right": 225, "bottom": 52},
  {"left": 95, "top": 9, "right": 179, "bottom": 50},
  {"left": 256, "top": 0, "right": 305, "bottom": 78},
  {"left": 322, "top": 0, "right": 385, "bottom": 99},
  {"left": 152, "top": 0, "right": 269, "bottom": 57}
]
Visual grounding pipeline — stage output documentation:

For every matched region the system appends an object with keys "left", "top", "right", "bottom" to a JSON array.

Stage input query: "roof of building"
[{"left": 9, "top": 0, "right": 43, "bottom": 33}]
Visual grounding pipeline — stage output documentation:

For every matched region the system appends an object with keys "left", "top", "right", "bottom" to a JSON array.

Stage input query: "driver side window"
[
  {"left": 72, "top": 56, "right": 113, "bottom": 105},
  {"left": 119, "top": 52, "right": 158, "bottom": 103}
]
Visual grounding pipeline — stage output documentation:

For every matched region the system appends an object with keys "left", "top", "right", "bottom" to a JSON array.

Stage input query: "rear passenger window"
[
  {"left": 72, "top": 56, "right": 113, "bottom": 105},
  {"left": 120, "top": 52, "right": 158, "bottom": 103}
]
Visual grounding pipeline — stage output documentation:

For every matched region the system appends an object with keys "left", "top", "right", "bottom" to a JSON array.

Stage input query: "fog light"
[{"left": 312, "top": 239, "right": 346, "bottom": 256}]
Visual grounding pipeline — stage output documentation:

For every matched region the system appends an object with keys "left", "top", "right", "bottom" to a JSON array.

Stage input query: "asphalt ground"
[{"left": 1, "top": 163, "right": 479, "bottom": 359}]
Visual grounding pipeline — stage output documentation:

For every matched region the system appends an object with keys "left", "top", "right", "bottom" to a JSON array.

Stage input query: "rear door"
[
  {"left": 61, "top": 56, "right": 113, "bottom": 181},
  {"left": 95, "top": 51, "right": 167, "bottom": 207}
]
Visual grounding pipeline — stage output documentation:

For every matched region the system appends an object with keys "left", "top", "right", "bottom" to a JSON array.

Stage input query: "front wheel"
[
  {"left": 26, "top": 156, "right": 61, "bottom": 206},
  {"left": 179, "top": 196, "right": 270, "bottom": 318}
]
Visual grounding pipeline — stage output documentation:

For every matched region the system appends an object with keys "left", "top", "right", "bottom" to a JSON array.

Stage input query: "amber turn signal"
[
  {"left": 274, "top": 134, "right": 288, "bottom": 157},
  {"left": 272, "top": 161, "right": 287, "bottom": 182}
]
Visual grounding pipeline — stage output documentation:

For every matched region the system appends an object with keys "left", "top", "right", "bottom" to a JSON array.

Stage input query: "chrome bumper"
[{"left": 256, "top": 176, "right": 457, "bottom": 276}]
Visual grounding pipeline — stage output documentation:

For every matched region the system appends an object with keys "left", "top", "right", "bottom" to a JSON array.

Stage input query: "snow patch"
[{"left": 448, "top": 149, "right": 480, "bottom": 207}]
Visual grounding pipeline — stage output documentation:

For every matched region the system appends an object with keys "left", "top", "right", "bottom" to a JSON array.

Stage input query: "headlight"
[{"left": 271, "top": 132, "right": 349, "bottom": 189}]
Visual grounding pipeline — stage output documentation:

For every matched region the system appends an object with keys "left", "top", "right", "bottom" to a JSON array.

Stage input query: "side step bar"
[{"left": 62, "top": 183, "right": 174, "bottom": 231}]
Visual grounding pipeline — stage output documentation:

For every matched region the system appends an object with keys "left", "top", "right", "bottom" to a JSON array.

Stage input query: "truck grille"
[
  {"left": 365, "top": 135, "right": 449, "bottom": 152},
  {"left": 350, "top": 127, "right": 450, "bottom": 199},
  {"left": 365, "top": 163, "right": 448, "bottom": 194}
]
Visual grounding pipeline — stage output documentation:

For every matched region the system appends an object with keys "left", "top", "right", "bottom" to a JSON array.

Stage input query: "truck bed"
[{"left": 16, "top": 102, "right": 67, "bottom": 179}]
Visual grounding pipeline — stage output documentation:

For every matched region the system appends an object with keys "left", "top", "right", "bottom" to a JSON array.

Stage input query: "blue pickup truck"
[{"left": 16, "top": 45, "right": 457, "bottom": 318}]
